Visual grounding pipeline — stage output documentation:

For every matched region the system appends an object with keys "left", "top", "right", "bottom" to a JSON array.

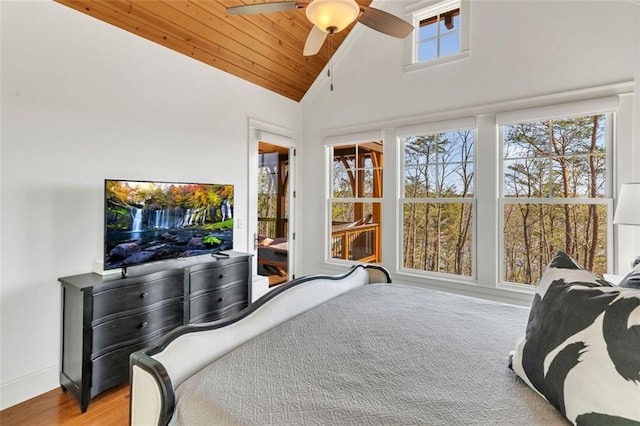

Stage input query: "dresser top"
[{"left": 59, "top": 251, "right": 251, "bottom": 290}]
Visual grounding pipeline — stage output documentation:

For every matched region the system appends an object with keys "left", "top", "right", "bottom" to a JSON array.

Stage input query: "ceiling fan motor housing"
[{"left": 305, "top": 0, "right": 361, "bottom": 33}]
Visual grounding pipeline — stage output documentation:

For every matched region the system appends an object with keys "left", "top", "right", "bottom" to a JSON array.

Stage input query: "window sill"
[
  {"left": 398, "top": 267, "right": 477, "bottom": 284},
  {"left": 395, "top": 268, "right": 536, "bottom": 306},
  {"left": 404, "top": 49, "right": 470, "bottom": 73}
]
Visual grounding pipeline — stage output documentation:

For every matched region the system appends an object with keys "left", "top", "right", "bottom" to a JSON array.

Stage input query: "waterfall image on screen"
[{"left": 104, "top": 179, "right": 234, "bottom": 270}]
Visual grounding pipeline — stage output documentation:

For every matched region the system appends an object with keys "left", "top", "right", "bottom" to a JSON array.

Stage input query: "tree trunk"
[
  {"left": 520, "top": 204, "right": 533, "bottom": 284},
  {"left": 549, "top": 121, "right": 574, "bottom": 255},
  {"left": 587, "top": 115, "right": 600, "bottom": 270}
]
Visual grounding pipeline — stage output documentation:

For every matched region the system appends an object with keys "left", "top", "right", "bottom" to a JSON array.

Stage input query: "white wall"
[
  {"left": 0, "top": 0, "right": 301, "bottom": 409},
  {"left": 300, "top": 0, "right": 639, "bottom": 299}
]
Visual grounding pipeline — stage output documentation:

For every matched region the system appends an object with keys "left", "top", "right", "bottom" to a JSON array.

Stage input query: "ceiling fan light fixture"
[{"left": 305, "top": 0, "right": 360, "bottom": 33}]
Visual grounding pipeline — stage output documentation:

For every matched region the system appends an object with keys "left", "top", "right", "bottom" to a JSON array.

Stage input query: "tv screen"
[{"left": 104, "top": 179, "right": 234, "bottom": 271}]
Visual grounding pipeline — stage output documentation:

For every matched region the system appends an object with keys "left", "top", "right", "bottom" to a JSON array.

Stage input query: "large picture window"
[
  {"left": 400, "top": 128, "right": 475, "bottom": 277},
  {"left": 329, "top": 141, "right": 383, "bottom": 263},
  {"left": 500, "top": 113, "right": 612, "bottom": 285},
  {"left": 323, "top": 93, "right": 627, "bottom": 300}
]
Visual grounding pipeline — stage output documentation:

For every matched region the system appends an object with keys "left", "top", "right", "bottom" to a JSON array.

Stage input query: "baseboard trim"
[{"left": 0, "top": 364, "right": 58, "bottom": 410}]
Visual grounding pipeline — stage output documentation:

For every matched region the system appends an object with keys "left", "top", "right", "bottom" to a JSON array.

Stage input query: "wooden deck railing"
[
  {"left": 258, "top": 217, "right": 288, "bottom": 239},
  {"left": 331, "top": 223, "right": 380, "bottom": 263},
  {"left": 259, "top": 218, "right": 380, "bottom": 263}
]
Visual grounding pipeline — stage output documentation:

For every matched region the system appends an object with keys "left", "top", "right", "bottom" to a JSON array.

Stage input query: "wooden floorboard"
[{"left": 0, "top": 384, "right": 129, "bottom": 426}]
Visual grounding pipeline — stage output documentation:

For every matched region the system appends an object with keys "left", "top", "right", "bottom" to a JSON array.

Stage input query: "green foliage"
[
  {"left": 203, "top": 219, "right": 233, "bottom": 231},
  {"left": 105, "top": 206, "right": 131, "bottom": 231},
  {"left": 203, "top": 235, "right": 221, "bottom": 245}
]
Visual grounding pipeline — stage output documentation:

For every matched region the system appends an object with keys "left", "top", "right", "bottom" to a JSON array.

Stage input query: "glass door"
[{"left": 256, "top": 141, "right": 291, "bottom": 287}]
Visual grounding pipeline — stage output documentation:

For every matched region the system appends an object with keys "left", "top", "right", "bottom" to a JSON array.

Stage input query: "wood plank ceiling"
[{"left": 54, "top": 0, "right": 373, "bottom": 102}]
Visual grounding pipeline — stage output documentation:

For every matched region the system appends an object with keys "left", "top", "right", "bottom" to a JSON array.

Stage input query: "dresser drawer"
[
  {"left": 190, "top": 304, "right": 246, "bottom": 324},
  {"left": 189, "top": 261, "right": 249, "bottom": 295},
  {"left": 92, "top": 272, "right": 184, "bottom": 320},
  {"left": 90, "top": 342, "right": 144, "bottom": 398},
  {"left": 92, "top": 301, "right": 183, "bottom": 357},
  {"left": 189, "top": 283, "right": 248, "bottom": 323}
]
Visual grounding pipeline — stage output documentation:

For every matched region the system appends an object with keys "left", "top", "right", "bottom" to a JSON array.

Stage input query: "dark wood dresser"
[{"left": 58, "top": 252, "right": 252, "bottom": 412}]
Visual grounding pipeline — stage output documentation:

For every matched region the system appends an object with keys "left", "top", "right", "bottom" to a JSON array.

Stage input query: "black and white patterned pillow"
[
  {"left": 510, "top": 251, "right": 640, "bottom": 425},
  {"left": 620, "top": 264, "right": 640, "bottom": 289}
]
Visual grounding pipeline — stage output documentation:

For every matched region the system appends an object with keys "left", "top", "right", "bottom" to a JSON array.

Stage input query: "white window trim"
[
  {"left": 397, "top": 116, "right": 477, "bottom": 138},
  {"left": 404, "top": 0, "right": 470, "bottom": 71},
  {"left": 324, "top": 130, "right": 384, "bottom": 146},
  {"left": 496, "top": 97, "right": 619, "bottom": 125}
]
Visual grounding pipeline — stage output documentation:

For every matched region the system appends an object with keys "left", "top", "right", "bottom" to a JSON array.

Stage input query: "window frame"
[
  {"left": 325, "top": 134, "right": 385, "bottom": 266},
  {"left": 405, "top": 0, "right": 470, "bottom": 72},
  {"left": 319, "top": 85, "right": 632, "bottom": 304},
  {"left": 497, "top": 108, "right": 615, "bottom": 288},
  {"left": 397, "top": 118, "right": 478, "bottom": 280}
]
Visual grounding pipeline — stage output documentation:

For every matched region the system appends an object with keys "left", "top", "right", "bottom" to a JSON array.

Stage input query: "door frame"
[{"left": 247, "top": 119, "right": 297, "bottom": 283}]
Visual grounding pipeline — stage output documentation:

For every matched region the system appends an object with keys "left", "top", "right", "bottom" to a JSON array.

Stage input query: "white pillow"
[{"left": 510, "top": 251, "right": 640, "bottom": 425}]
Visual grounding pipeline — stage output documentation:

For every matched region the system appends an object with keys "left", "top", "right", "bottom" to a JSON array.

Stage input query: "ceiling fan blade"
[
  {"left": 357, "top": 6, "right": 414, "bottom": 38},
  {"left": 303, "top": 25, "right": 328, "bottom": 56},
  {"left": 227, "top": 1, "right": 307, "bottom": 16}
]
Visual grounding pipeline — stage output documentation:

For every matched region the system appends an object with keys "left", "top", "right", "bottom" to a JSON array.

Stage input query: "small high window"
[
  {"left": 406, "top": 0, "right": 469, "bottom": 69},
  {"left": 416, "top": 5, "right": 460, "bottom": 61}
]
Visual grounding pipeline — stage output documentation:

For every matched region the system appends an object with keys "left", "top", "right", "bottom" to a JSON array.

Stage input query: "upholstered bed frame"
[
  {"left": 131, "top": 252, "right": 640, "bottom": 425},
  {"left": 129, "top": 264, "right": 391, "bottom": 426}
]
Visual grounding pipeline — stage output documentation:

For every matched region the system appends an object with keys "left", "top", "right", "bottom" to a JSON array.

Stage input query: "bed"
[{"left": 129, "top": 260, "right": 640, "bottom": 425}]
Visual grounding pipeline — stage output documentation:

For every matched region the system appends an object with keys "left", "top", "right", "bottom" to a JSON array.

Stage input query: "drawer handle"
[
  {"left": 218, "top": 297, "right": 225, "bottom": 303},
  {"left": 140, "top": 292, "right": 148, "bottom": 299},
  {"left": 140, "top": 321, "right": 148, "bottom": 329}
]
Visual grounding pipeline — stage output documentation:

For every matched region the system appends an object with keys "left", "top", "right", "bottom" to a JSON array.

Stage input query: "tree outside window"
[
  {"left": 501, "top": 114, "right": 611, "bottom": 285},
  {"left": 400, "top": 129, "right": 475, "bottom": 277}
]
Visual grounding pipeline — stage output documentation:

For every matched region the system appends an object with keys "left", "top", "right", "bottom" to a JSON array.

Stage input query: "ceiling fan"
[{"left": 226, "top": 0, "right": 414, "bottom": 56}]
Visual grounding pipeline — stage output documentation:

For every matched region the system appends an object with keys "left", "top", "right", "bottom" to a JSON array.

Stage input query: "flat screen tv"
[{"left": 104, "top": 179, "right": 234, "bottom": 272}]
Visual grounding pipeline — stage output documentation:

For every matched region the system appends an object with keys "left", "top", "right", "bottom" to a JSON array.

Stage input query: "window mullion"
[{"left": 476, "top": 115, "right": 499, "bottom": 287}]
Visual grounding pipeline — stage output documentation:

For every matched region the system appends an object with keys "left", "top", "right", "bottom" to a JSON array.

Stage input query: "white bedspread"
[{"left": 171, "top": 284, "right": 568, "bottom": 425}]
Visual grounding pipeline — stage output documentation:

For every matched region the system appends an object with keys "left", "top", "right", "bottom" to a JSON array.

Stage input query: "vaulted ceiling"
[{"left": 54, "top": 0, "right": 373, "bottom": 102}]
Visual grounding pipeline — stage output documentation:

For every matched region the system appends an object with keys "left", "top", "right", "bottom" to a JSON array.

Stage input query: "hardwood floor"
[
  {"left": 267, "top": 273, "right": 288, "bottom": 287},
  {"left": 0, "top": 384, "right": 129, "bottom": 426}
]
